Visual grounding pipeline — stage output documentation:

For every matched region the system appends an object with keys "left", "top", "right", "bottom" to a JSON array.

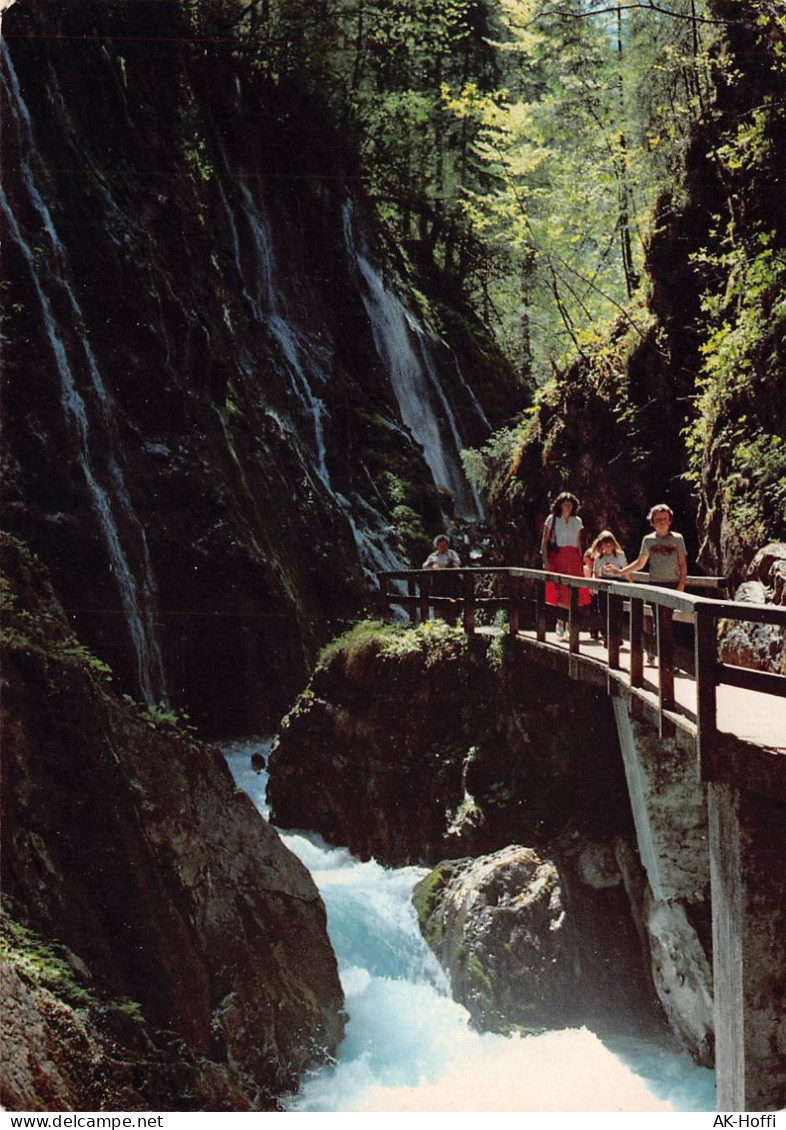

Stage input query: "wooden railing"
[{"left": 377, "top": 567, "right": 786, "bottom": 766}]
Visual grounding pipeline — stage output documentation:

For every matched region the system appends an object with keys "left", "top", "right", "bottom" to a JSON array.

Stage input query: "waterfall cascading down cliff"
[
  {"left": 342, "top": 200, "right": 486, "bottom": 522},
  {"left": 0, "top": 1, "right": 515, "bottom": 730},
  {"left": 1, "top": 41, "right": 167, "bottom": 705}
]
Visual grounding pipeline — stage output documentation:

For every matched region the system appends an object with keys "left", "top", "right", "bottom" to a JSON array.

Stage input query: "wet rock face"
[
  {"left": 0, "top": 535, "right": 344, "bottom": 1109},
  {"left": 719, "top": 543, "right": 786, "bottom": 675},
  {"left": 1, "top": 0, "right": 520, "bottom": 734},
  {"left": 2, "top": 0, "right": 365, "bottom": 733},
  {"left": 1, "top": 958, "right": 147, "bottom": 1113},
  {"left": 267, "top": 628, "right": 633, "bottom": 867},
  {"left": 0, "top": 950, "right": 256, "bottom": 1112},
  {"left": 412, "top": 844, "right": 661, "bottom": 1035}
]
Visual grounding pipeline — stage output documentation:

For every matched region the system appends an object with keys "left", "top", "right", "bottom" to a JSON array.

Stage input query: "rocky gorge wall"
[
  {"left": 0, "top": 0, "right": 522, "bottom": 735},
  {"left": 0, "top": 534, "right": 344, "bottom": 1110},
  {"left": 0, "top": 0, "right": 523, "bottom": 1109}
]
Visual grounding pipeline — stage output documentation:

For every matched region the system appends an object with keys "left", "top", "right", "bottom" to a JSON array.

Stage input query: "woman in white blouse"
[{"left": 539, "top": 491, "right": 591, "bottom": 637}]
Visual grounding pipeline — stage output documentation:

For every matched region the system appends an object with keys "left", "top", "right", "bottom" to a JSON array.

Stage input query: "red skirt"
[{"left": 546, "top": 545, "right": 591, "bottom": 609}]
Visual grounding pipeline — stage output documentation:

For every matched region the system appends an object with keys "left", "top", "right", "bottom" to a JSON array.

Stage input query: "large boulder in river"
[
  {"left": 0, "top": 535, "right": 344, "bottom": 1110},
  {"left": 412, "top": 843, "right": 662, "bottom": 1036}
]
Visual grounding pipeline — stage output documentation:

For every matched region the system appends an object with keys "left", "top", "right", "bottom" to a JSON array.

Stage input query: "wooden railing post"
[
  {"left": 535, "top": 578, "right": 547, "bottom": 641},
  {"left": 508, "top": 573, "right": 520, "bottom": 636},
  {"left": 569, "top": 585, "right": 580, "bottom": 653},
  {"left": 419, "top": 573, "right": 430, "bottom": 623},
  {"left": 607, "top": 590, "right": 623, "bottom": 670},
  {"left": 462, "top": 571, "right": 476, "bottom": 635},
  {"left": 378, "top": 577, "right": 390, "bottom": 620},
  {"left": 657, "top": 604, "right": 675, "bottom": 711},
  {"left": 630, "top": 591, "right": 644, "bottom": 687},
  {"left": 407, "top": 577, "right": 417, "bottom": 625},
  {"left": 695, "top": 605, "right": 719, "bottom": 782}
]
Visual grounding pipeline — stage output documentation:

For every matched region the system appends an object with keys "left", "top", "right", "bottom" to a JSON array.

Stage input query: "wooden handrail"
[
  {"left": 379, "top": 567, "right": 780, "bottom": 624},
  {"left": 377, "top": 566, "right": 786, "bottom": 768}
]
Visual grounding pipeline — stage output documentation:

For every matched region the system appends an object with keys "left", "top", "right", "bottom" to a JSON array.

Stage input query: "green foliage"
[
  {"left": 485, "top": 780, "right": 513, "bottom": 806},
  {"left": 467, "top": 951, "right": 494, "bottom": 1003},
  {"left": 182, "top": 131, "right": 214, "bottom": 184},
  {"left": 464, "top": 308, "right": 649, "bottom": 524},
  {"left": 412, "top": 862, "right": 454, "bottom": 948},
  {"left": 0, "top": 541, "right": 114, "bottom": 686},
  {"left": 209, "top": 0, "right": 719, "bottom": 389},
  {"left": 486, "top": 627, "right": 514, "bottom": 672},
  {"left": 139, "top": 700, "right": 195, "bottom": 732},
  {"left": 437, "top": 0, "right": 715, "bottom": 381},
  {"left": 0, "top": 914, "right": 97, "bottom": 1010},
  {"left": 687, "top": 227, "right": 786, "bottom": 541},
  {"left": 462, "top": 422, "right": 533, "bottom": 498},
  {"left": 446, "top": 787, "right": 483, "bottom": 837},
  {"left": 379, "top": 617, "right": 468, "bottom": 658},
  {"left": 316, "top": 618, "right": 388, "bottom": 667},
  {"left": 680, "top": 4, "right": 786, "bottom": 549},
  {"left": 60, "top": 643, "right": 113, "bottom": 680},
  {"left": 1, "top": 912, "right": 146, "bottom": 1024},
  {"left": 391, "top": 503, "right": 429, "bottom": 557},
  {"left": 317, "top": 617, "right": 467, "bottom": 673}
]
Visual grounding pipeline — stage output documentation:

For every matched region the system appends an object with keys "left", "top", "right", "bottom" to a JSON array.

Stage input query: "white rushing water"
[{"left": 223, "top": 739, "right": 716, "bottom": 1114}]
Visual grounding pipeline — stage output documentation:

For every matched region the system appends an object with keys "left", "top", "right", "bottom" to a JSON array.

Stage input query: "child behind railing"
[{"left": 584, "top": 530, "right": 628, "bottom": 643}]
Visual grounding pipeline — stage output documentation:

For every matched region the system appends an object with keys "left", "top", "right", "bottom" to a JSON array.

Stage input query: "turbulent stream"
[{"left": 222, "top": 739, "right": 716, "bottom": 1114}]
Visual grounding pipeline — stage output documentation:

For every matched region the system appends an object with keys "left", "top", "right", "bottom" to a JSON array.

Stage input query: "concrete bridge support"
[
  {"left": 709, "top": 782, "right": 786, "bottom": 1112},
  {"left": 612, "top": 697, "right": 714, "bottom": 1064},
  {"left": 614, "top": 694, "right": 786, "bottom": 1110}
]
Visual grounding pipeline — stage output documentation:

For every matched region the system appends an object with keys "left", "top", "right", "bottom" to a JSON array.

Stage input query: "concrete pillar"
[
  {"left": 612, "top": 698, "right": 709, "bottom": 901},
  {"left": 612, "top": 698, "right": 714, "bottom": 1063},
  {"left": 709, "top": 782, "right": 786, "bottom": 1112}
]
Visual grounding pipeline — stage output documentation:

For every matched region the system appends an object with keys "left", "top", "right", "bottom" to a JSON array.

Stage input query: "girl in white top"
[
  {"left": 584, "top": 529, "right": 628, "bottom": 579},
  {"left": 583, "top": 529, "right": 628, "bottom": 642}
]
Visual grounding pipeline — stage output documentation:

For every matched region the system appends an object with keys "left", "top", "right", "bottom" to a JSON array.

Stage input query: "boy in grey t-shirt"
[
  {"left": 608, "top": 504, "right": 688, "bottom": 661},
  {"left": 637, "top": 526, "right": 688, "bottom": 587},
  {"left": 610, "top": 504, "right": 688, "bottom": 590}
]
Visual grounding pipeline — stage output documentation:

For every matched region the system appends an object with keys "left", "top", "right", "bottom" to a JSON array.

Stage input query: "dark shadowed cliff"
[
  {"left": 0, "top": 0, "right": 522, "bottom": 734},
  {"left": 0, "top": 534, "right": 344, "bottom": 1109}
]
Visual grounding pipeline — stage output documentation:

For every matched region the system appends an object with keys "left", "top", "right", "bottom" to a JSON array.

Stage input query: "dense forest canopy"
[
  {"left": 188, "top": 0, "right": 727, "bottom": 370},
  {"left": 182, "top": 0, "right": 784, "bottom": 562}
]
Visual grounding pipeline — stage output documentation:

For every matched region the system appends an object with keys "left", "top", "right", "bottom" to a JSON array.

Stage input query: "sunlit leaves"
[
  {"left": 686, "top": 227, "right": 786, "bottom": 535},
  {"left": 712, "top": 106, "right": 774, "bottom": 172}
]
